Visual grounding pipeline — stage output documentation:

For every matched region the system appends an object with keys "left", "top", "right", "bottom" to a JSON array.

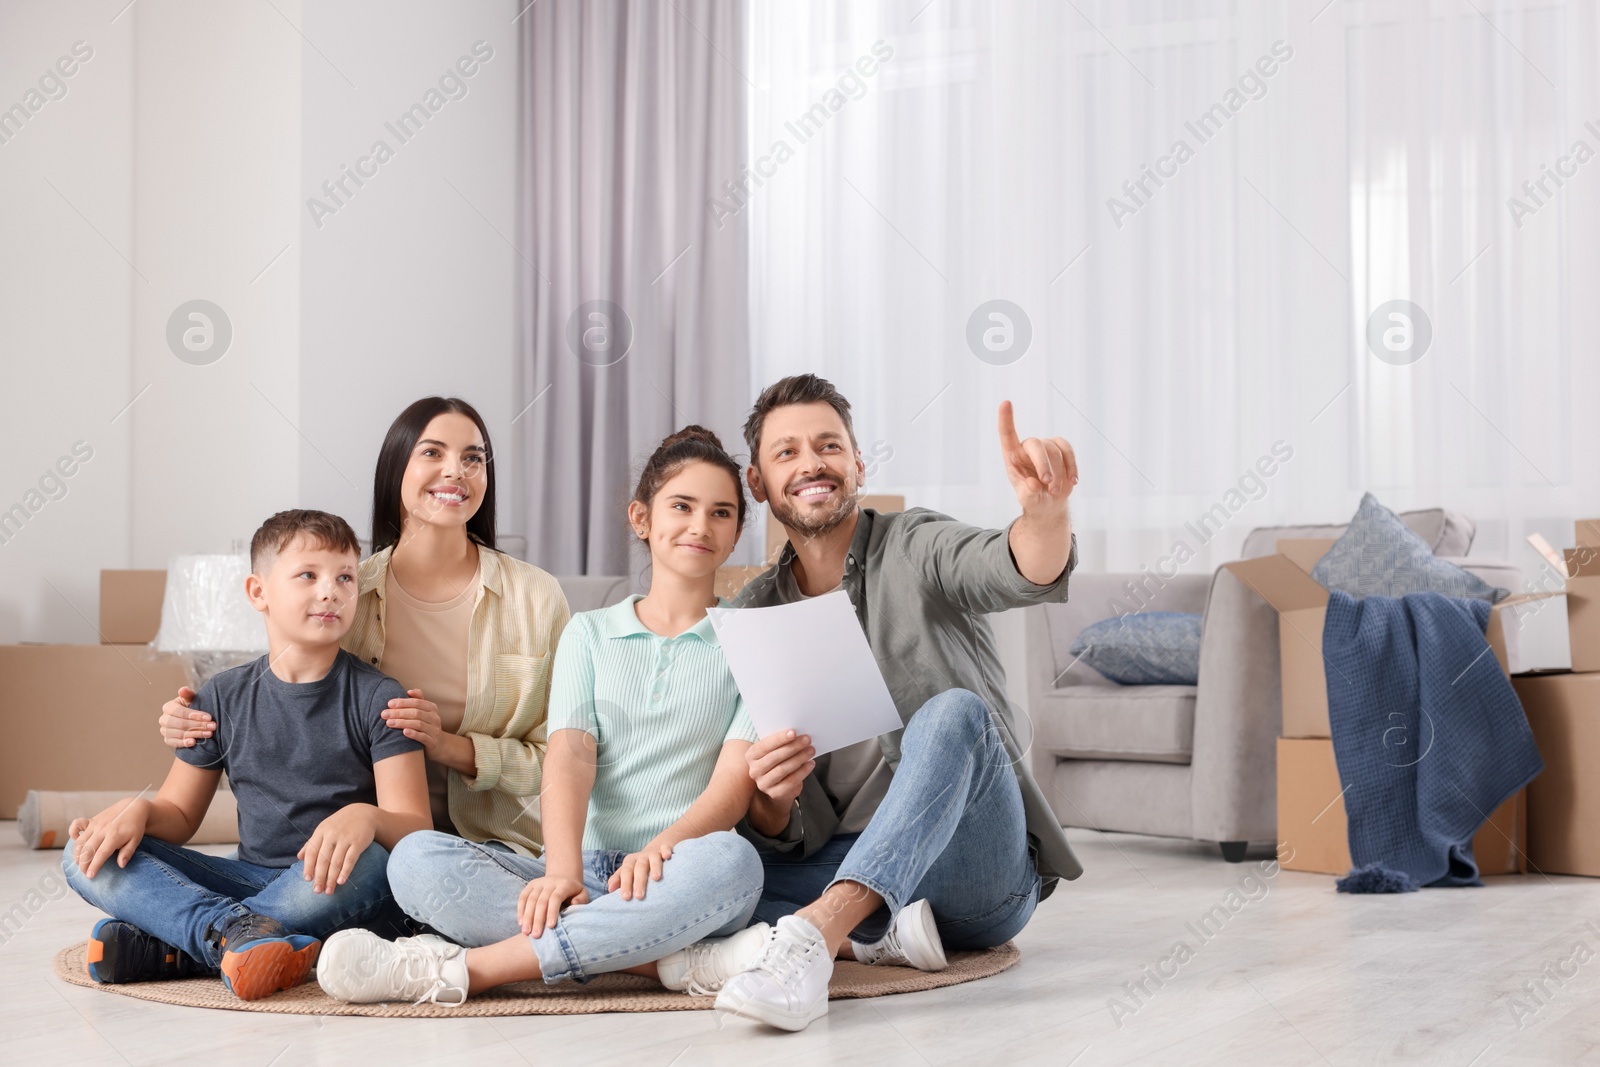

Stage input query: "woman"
[
  {"left": 314, "top": 426, "right": 770, "bottom": 1004},
  {"left": 158, "top": 397, "right": 567, "bottom": 859}
]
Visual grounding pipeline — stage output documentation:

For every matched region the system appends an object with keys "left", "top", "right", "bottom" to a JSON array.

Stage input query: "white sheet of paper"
[{"left": 707, "top": 590, "right": 903, "bottom": 756}]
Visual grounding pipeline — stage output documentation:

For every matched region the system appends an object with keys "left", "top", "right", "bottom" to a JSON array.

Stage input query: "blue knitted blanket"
[{"left": 1322, "top": 591, "right": 1543, "bottom": 889}]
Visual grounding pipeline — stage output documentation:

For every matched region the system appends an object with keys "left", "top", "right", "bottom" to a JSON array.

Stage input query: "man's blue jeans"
[
  {"left": 61, "top": 837, "right": 405, "bottom": 971},
  {"left": 387, "top": 829, "right": 764, "bottom": 984},
  {"left": 753, "top": 688, "right": 1042, "bottom": 950}
]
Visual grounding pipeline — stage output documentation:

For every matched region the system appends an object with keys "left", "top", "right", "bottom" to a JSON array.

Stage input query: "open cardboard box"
[
  {"left": 1514, "top": 671, "right": 1600, "bottom": 876},
  {"left": 1528, "top": 523, "right": 1600, "bottom": 673},
  {"left": 1224, "top": 539, "right": 1558, "bottom": 738},
  {"left": 1277, "top": 737, "right": 1527, "bottom": 876}
]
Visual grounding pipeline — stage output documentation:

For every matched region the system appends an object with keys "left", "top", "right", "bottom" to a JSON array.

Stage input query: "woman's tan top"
[{"left": 379, "top": 563, "right": 477, "bottom": 834}]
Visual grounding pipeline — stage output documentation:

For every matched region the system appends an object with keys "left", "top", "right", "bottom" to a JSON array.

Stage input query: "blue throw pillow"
[
  {"left": 1068, "top": 613, "right": 1203, "bottom": 685},
  {"left": 1311, "top": 493, "right": 1506, "bottom": 602}
]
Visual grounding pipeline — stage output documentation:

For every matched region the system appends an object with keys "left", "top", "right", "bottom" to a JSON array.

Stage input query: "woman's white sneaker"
[
  {"left": 316, "top": 929, "right": 470, "bottom": 1006},
  {"left": 656, "top": 923, "right": 772, "bottom": 995},
  {"left": 850, "top": 899, "right": 948, "bottom": 971},
  {"left": 714, "top": 915, "right": 832, "bottom": 1031}
]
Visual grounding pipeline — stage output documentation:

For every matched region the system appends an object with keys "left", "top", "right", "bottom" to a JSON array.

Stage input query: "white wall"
[
  {"left": 0, "top": 4, "right": 134, "bottom": 644},
  {"left": 0, "top": 0, "right": 519, "bottom": 644},
  {"left": 297, "top": 1, "right": 521, "bottom": 537},
  {"left": 129, "top": 0, "right": 304, "bottom": 568}
]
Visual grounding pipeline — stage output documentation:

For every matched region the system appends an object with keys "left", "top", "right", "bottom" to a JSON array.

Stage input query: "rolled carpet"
[{"left": 17, "top": 788, "right": 239, "bottom": 849}]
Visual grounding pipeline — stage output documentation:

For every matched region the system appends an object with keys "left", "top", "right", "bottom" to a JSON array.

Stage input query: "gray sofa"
[
  {"left": 1022, "top": 509, "right": 1522, "bottom": 861},
  {"left": 556, "top": 575, "right": 632, "bottom": 613}
]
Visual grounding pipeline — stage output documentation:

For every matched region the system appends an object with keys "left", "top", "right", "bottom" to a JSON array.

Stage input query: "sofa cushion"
[
  {"left": 1240, "top": 506, "right": 1475, "bottom": 559},
  {"left": 1041, "top": 573, "right": 1213, "bottom": 690},
  {"left": 1032, "top": 685, "right": 1196, "bottom": 763},
  {"left": 1310, "top": 493, "right": 1505, "bottom": 601},
  {"left": 1068, "top": 613, "right": 1202, "bottom": 685}
]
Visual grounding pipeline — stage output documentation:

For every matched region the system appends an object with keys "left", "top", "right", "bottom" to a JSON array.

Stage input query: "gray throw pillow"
[
  {"left": 1310, "top": 493, "right": 1506, "bottom": 602},
  {"left": 1068, "top": 613, "right": 1203, "bottom": 686}
]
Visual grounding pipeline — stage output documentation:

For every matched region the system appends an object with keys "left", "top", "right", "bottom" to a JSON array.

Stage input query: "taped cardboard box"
[
  {"left": 0, "top": 644, "right": 189, "bottom": 818},
  {"left": 1225, "top": 540, "right": 1555, "bottom": 738},
  {"left": 1276, "top": 737, "right": 1527, "bottom": 876},
  {"left": 1514, "top": 671, "right": 1600, "bottom": 876},
  {"left": 99, "top": 569, "right": 167, "bottom": 645}
]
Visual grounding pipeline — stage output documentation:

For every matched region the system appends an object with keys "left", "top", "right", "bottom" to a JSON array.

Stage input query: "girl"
[
  {"left": 159, "top": 397, "right": 568, "bottom": 860},
  {"left": 315, "top": 426, "right": 773, "bottom": 1003}
]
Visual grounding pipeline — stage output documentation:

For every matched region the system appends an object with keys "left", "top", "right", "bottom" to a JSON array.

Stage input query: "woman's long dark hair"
[{"left": 370, "top": 396, "right": 498, "bottom": 555}]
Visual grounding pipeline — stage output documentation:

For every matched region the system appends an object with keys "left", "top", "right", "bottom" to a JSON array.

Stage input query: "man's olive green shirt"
[{"left": 734, "top": 507, "right": 1083, "bottom": 896}]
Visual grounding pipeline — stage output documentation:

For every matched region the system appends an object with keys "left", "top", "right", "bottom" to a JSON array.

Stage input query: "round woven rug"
[{"left": 53, "top": 940, "right": 1019, "bottom": 1017}]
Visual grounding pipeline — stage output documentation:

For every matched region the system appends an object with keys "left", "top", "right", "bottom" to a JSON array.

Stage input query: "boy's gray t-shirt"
[{"left": 177, "top": 650, "right": 420, "bottom": 867}]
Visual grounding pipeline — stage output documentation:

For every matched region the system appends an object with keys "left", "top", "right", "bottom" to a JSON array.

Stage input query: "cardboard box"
[
  {"left": 0, "top": 644, "right": 190, "bottom": 819},
  {"left": 763, "top": 494, "right": 905, "bottom": 565},
  {"left": 1276, "top": 737, "right": 1527, "bottom": 876},
  {"left": 99, "top": 569, "right": 167, "bottom": 645},
  {"left": 1565, "top": 539, "right": 1600, "bottom": 672},
  {"left": 1515, "top": 671, "right": 1600, "bottom": 876},
  {"left": 1527, "top": 528, "right": 1600, "bottom": 672},
  {"left": 1226, "top": 540, "right": 1553, "bottom": 738},
  {"left": 1561, "top": 521, "right": 1600, "bottom": 671}
]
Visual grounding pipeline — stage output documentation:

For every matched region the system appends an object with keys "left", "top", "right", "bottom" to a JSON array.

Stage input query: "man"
[{"left": 715, "top": 374, "right": 1080, "bottom": 1031}]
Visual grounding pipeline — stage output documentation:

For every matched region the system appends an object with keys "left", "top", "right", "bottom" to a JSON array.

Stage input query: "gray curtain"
[{"left": 516, "top": 0, "right": 750, "bottom": 580}]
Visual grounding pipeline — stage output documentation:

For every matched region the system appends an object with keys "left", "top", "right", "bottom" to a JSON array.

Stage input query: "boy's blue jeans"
[
  {"left": 61, "top": 836, "right": 404, "bottom": 971},
  {"left": 387, "top": 829, "right": 763, "bottom": 984},
  {"left": 753, "top": 687, "right": 1043, "bottom": 950}
]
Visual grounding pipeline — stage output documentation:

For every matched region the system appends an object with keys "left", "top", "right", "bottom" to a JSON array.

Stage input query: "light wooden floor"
[{"left": 7, "top": 822, "right": 1599, "bottom": 1065}]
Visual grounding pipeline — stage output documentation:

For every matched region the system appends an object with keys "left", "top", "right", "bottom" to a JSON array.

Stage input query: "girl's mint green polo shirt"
[{"left": 546, "top": 595, "right": 758, "bottom": 852}]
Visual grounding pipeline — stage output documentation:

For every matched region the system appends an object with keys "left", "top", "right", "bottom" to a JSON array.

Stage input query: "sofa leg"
[{"left": 1219, "top": 841, "right": 1248, "bottom": 863}]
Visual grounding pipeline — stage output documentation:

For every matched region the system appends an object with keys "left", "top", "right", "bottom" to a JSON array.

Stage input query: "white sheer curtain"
[{"left": 744, "top": 0, "right": 1600, "bottom": 583}]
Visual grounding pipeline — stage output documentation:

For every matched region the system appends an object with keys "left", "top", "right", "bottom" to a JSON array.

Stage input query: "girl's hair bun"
[{"left": 660, "top": 424, "right": 723, "bottom": 451}]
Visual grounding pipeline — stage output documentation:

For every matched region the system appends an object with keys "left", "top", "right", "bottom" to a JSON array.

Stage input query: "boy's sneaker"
[
  {"left": 850, "top": 899, "right": 948, "bottom": 971},
  {"left": 656, "top": 923, "right": 772, "bottom": 995},
  {"left": 714, "top": 915, "right": 833, "bottom": 1032},
  {"left": 316, "top": 928, "right": 470, "bottom": 1006},
  {"left": 86, "top": 919, "right": 206, "bottom": 984},
  {"left": 215, "top": 913, "right": 321, "bottom": 1001}
]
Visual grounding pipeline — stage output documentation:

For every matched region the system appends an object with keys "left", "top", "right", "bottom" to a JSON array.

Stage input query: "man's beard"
[{"left": 769, "top": 476, "right": 859, "bottom": 540}]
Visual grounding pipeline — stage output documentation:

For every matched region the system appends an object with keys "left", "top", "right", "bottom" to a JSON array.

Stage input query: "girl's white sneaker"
[
  {"left": 656, "top": 922, "right": 772, "bottom": 995},
  {"left": 316, "top": 929, "right": 470, "bottom": 1006}
]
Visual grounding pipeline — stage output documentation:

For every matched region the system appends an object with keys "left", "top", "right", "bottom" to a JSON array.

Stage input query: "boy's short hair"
[
  {"left": 742, "top": 374, "right": 858, "bottom": 459},
  {"left": 249, "top": 510, "right": 361, "bottom": 574}
]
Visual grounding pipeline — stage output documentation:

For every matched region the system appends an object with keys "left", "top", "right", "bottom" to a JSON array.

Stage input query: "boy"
[{"left": 62, "top": 509, "right": 431, "bottom": 1000}]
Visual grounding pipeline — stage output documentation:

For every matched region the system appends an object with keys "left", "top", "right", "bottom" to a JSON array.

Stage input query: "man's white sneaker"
[
  {"left": 316, "top": 928, "right": 470, "bottom": 1006},
  {"left": 850, "top": 899, "right": 948, "bottom": 971},
  {"left": 714, "top": 915, "right": 832, "bottom": 1031}
]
